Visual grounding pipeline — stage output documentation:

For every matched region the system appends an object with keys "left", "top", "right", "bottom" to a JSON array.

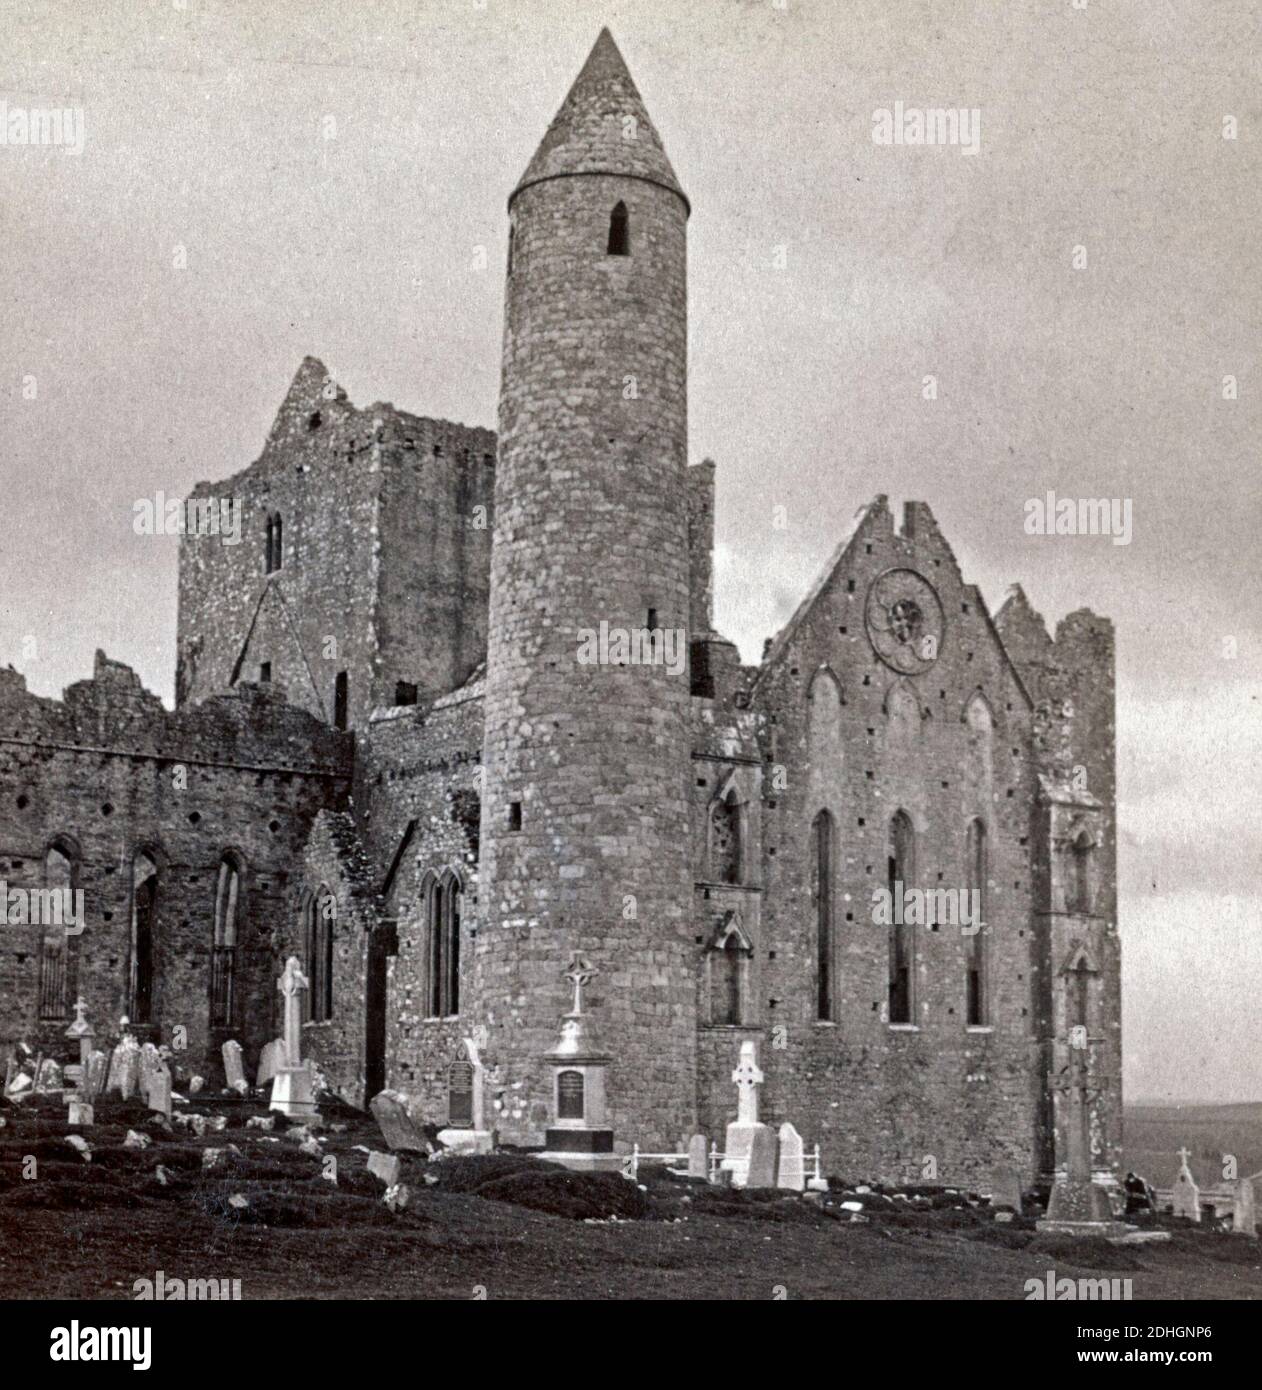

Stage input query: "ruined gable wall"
[
  {"left": 721, "top": 500, "right": 1045, "bottom": 1185},
  {"left": 176, "top": 359, "right": 382, "bottom": 730}
]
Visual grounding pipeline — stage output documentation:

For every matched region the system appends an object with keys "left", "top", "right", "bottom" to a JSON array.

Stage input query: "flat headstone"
[
  {"left": 138, "top": 1043, "right": 162, "bottom": 1101},
  {"left": 83, "top": 1050, "right": 108, "bottom": 1103},
  {"left": 776, "top": 1122, "right": 806, "bottom": 1192},
  {"left": 222, "top": 1040, "right": 247, "bottom": 1094},
  {"left": 1233, "top": 1176, "right": 1257, "bottom": 1236},
  {"left": 107, "top": 1037, "right": 141, "bottom": 1099},
  {"left": 687, "top": 1133, "right": 708, "bottom": 1180},
  {"left": 256, "top": 1039, "right": 286, "bottom": 1090},
  {"left": 368, "top": 1152, "right": 401, "bottom": 1187},
  {"left": 370, "top": 1089, "right": 433, "bottom": 1153},
  {"left": 745, "top": 1124, "right": 777, "bottom": 1190},
  {"left": 148, "top": 1064, "right": 173, "bottom": 1119},
  {"left": 988, "top": 1168, "right": 1024, "bottom": 1214}
]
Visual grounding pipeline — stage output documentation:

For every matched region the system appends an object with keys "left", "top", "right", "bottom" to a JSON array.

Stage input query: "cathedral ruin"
[{"left": 0, "top": 30, "right": 1120, "bottom": 1188}]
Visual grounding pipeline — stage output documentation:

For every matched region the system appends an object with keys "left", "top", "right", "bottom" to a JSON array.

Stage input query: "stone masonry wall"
[
  {"left": 177, "top": 356, "right": 495, "bottom": 731},
  {"left": 0, "top": 652, "right": 352, "bottom": 1083},
  {"left": 476, "top": 166, "right": 698, "bottom": 1151},
  {"left": 718, "top": 498, "right": 1047, "bottom": 1186},
  {"left": 354, "top": 683, "right": 483, "bottom": 1122}
]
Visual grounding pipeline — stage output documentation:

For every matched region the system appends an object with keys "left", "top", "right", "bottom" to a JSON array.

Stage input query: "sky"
[{"left": 1, "top": 0, "right": 1258, "bottom": 1102}]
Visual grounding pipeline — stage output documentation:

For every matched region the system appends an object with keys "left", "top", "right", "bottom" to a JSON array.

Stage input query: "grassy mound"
[{"left": 430, "top": 1153, "right": 649, "bottom": 1220}]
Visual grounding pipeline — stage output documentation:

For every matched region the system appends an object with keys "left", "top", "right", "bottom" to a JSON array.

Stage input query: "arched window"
[
  {"left": 265, "top": 512, "right": 283, "bottom": 574},
  {"left": 706, "top": 911, "right": 751, "bottom": 1026},
  {"left": 1071, "top": 831, "right": 1092, "bottom": 915},
  {"left": 425, "top": 871, "right": 462, "bottom": 1018},
  {"left": 130, "top": 850, "right": 159, "bottom": 1024},
  {"left": 965, "top": 818, "right": 988, "bottom": 1025},
  {"left": 710, "top": 788, "right": 742, "bottom": 885},
  {"left": 607, "top": 201, "right": 629, "bottom": 256},
  {"left": 717, "top": 937, "right": 742, "bottom": 1025},
  {"left": 888, "top": 811, "right": 915, "bottom": 1024},
  {"left": 813, "top": 809, "right": 835, "bottom": 1021},
  {"left": 304, "top": 887, "right": 335, "bottom": 1023},
  {"left": 211, "top": 855, "right": 241, "bottom": 1028},
  {"left": 334, "top": 670, "right": 348, "bottom": 730},
  {"left": 1070, "top": 960, "right": 1091, "bottom": 1030},
  {"left": 38, "top": 840, "right": 78, "bottom": 1020}
]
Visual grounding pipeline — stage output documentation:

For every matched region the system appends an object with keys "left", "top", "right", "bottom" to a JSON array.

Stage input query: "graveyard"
[
  {"left": 3, "top": 1087, "right": 1262, "bottom": 1301},
  {"left": 2, "top": 979, "right": 1260, "bottom": 1301}
]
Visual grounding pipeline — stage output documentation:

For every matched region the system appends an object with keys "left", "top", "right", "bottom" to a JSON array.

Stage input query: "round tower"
[{"left": 475, "top": 29, "right": 696, "bottom": 1149}]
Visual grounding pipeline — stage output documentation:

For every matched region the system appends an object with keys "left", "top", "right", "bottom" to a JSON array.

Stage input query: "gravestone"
[
  {"left": 148, "top": 1060, "right": 173, "bottom": 1119},
  {"left": 36, "top": 1058, "right": 63, "bottom": 1092},
  {"left": 107, "top": 1035, "right": 141, "bottom": 1099},
  {"left": 746, "top": 1124, "right": 777, "bottom": 1190},
  {"left": 367, "top": 1152, "right": 401, "bottom": 1187},
  {"left": 988, "top": 1168, "right": 1024, "bottom": 1215},
  {"left": 269, "top": 958, "right": 317, "bottom": 1119},
  {"left": 83, "top": 1050, "right": 108, "bottom": 1103},
  {"left": 721, "top": 1040, "right": 775, "bottom": 1188},
  {"left": 1037, "top": 1046, "right": 1130, "bottom": 1235},
  {"left": 256, "top": 1038, "right": 285, "bottom": 1090},
  {"left": 222, "top": 1040, "right": 247, "bottom": 1094},
  {"left": 67, "top": 1097, "right": 94, "bottom": 1126},
  {"left": 370, "top": 1090, "right": 433, "bottom": 1153},
  {"left": 138, "top": 1043, "right": 162, "bottom": 1102},
  {"left": 776, "top": 1122, "right": 806, "bottom": 1192},
  {"left": 1233, "top": 1175, "right": 1258, "bottom": 1236},
  {"left": 687, "top": 1134, "right": 708, "bottom": 1180},
  {"left": 64, "top": 998, "right": 95, "bottom": 1070},
  {"left": 538, "top": 959, "right": 620, "bottom": 1173},
  {"left": 1171, "top": 1148, "right": 1201, "bottom": 1222},
  {"left": 437, "top": 1037, "right": 494, "bottom": 1154}
]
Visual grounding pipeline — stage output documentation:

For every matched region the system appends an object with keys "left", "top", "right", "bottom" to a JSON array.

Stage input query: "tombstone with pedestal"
[
  {"left": 538, "top": 956, "right": 621, "bottom": 1174},
  {"left": 64, "top": 998, "right": 95, "bottom": 1071},
  {"left": 269, "top": 957, "right": 318, "bottom": 1120},
  {"left": 437, "top": 1038, "right": 494, "bottom": 1154},
  {"left": 1037, "top": 1047, "right": 1132, "bottom": 1236},
  {"left": 721, "top": 1040, "right": 775, "bottom": 1189},
  {"left": 64, "top": 1001, "right": 98, "bottom": 1124},
  {"left": 1171, "top": 1148, "right": 1201, "bottom": 1222}
]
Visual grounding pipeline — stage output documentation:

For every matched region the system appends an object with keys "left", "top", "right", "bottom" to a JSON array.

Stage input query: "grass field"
[{"left": 2, "top": 1094, "right": 1260, "bottom": 1300}]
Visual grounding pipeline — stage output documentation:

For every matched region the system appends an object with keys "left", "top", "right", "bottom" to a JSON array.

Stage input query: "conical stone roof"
[{"left": 511, "top": 27, "right": 688, "bottom": 213}]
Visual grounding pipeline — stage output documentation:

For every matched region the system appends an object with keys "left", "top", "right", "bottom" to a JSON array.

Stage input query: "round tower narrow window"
[{"left": 607, "top": 202, "right": 629, "bottom": 256}]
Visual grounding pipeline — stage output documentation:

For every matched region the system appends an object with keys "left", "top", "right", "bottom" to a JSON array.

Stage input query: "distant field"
[{"left": 1125, "top": 1103, "right": 1262, "bottom": 1190}]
